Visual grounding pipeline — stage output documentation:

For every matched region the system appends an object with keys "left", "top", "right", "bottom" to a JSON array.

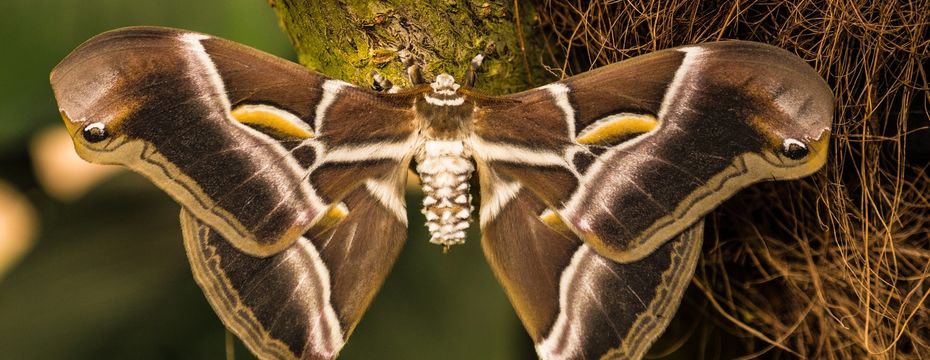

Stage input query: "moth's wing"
[
  {"left": 158, "top": 27, "right": 414, "bottom": 359},
  {"left": 54, "top": 27, "right": 416, "bottom": 358},
  {"left": 178, "top": 80, "right": 412, "bottom": 359},
  {"left": 51, "top": 27, "right": 413, "bottom": 256},
  {"left": 51, "top": 26, "right": 417, "bottom": 257},
  {"left": 472, "top": 41, "right": 833, "bottom": 263},
  {"left": 181, "top": 171, "right": 409, "bottom": 360},
  {"left": 477, "top": 175, "right": 702, "bottom": 359}
]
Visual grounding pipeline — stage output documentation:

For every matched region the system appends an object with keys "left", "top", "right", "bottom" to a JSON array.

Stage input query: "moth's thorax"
[
  {"left": 414, "top": 74, "right": 475, "bottom": 247},
  {"left": 416, "top": 73, "right": 474, "bottom": 139}
]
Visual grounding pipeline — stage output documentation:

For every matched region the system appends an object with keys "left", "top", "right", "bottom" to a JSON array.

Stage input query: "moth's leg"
[
  {"left": 463, "top": 54, "right": 484, "bottom": 88},
  {"left": 369, "top": 70, "right": 395, "bottom": 93},
  {"left": 399, "top": 50, "right": 426, "bottom": 86}
]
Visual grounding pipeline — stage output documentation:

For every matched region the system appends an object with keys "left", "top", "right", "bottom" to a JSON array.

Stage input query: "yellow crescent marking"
[
  {"left": 231, "top": 105, "right": 315, "bottom": 139},
  {"left": 539, "top": 210, "right": 576, "bottom": 239},
  {"left": 310, "top": 203, "right": 350, "bottom": 232},
  {"left": 576, "top": 113, "right": 658, "bottom": 145}
]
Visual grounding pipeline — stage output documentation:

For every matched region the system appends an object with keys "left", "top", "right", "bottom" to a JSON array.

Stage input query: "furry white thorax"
[{"left": 415, "top": 140, "right": 474, "bottom": 246}]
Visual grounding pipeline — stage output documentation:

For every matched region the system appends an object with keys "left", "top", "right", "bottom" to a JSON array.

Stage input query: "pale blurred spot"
[
  {"left": 30, "top": 127, "right": 122, "bottom": 201},
  {"left": 0, "top": 180, "right": 37, "bottom": 280},
  {"left": 406, "top": 168, "right": 423, "bottom": 193}
]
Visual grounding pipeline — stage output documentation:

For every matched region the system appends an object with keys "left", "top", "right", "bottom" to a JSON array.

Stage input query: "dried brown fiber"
[{"left": 533, "top": 0, "right": 930, "bottom": 358}]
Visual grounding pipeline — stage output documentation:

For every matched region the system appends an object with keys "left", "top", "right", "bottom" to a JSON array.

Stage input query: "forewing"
[
  {"left": 479, "top": 178, "right": 702, "bottom": 359},
  {"left": 472, "top": 41, "right": 832, "bottom": 262},
  {"left": 51, "top": 27, "right": 418, "bottom": 256},
  {"left": 181, "top": 174, "right": 408, "bottom": 360}
]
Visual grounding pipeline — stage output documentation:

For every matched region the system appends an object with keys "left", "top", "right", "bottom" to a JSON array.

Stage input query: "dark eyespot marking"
[
  {"left": 782, "top": 139, "right": 809, "bottom": 160},
  {"left": 573, "top": 151, "right": 596, "bottom": 174},
  {"left": 82, "top": 122, "right": 108, "bottom": 143},
  {"left": 291, "top": 144, "right": 317, "bottom": 168},
  {"left": 589, "top": 145, "right": 609, "bottom": 156}
]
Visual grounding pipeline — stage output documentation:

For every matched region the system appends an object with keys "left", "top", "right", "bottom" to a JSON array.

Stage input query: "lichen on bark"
[{"left": 268, "top": 0, "right": 549, "bottom": 94}]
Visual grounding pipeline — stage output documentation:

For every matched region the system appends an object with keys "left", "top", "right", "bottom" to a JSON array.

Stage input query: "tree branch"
[{"left": 268, "top": 0, "right": 549, "bottom": 94}]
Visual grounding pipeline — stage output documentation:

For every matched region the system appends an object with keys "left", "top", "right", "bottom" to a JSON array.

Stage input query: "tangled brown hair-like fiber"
[{"left": 533, "top": 0, "right": 930, "bottom": 358}]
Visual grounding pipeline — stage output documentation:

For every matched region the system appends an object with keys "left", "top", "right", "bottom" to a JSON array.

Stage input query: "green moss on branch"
[{"left": 268, "top": 0, "right": 549, "bottom": 94}]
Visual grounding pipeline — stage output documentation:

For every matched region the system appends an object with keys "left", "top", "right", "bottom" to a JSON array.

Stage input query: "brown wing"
[
  {"left": 471, "top": 41, "right": 831, "bottom": 359},
  {"left": 51, "top": 26, "right": 418, "bottom": 257},
  {"left": 478, "top": 176, "right": 702, "bottom": 359},
  {"left": 181, "top": 177, "right": 408, "bottom": 360},
  {"left": 472, "top": 41, "right": 832, "bottom": 263},
  {"left": 53, "top": 26, "right": 418, "bottom": 360}
]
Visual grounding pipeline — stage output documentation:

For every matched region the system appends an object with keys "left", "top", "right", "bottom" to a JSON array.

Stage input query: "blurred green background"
[{"left": 0, "top": 1, "right": 530, "bottom": 359}]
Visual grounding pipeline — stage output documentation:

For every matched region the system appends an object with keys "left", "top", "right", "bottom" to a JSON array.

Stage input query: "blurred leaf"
[
  {"left": 0, "top": 0, "right": 293, "bottom": 150},
  {"left": 0, "top": 176, "right": 227, "bottom": 359}
]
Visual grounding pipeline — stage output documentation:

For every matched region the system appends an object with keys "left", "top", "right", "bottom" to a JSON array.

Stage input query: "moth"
[{"left": 51, "top": 26, "right": 832, "bottom": 360}]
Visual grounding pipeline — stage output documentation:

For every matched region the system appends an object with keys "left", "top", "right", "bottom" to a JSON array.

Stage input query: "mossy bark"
[{"left": 267, "top": 0, "right": 549, "bottom": 94}]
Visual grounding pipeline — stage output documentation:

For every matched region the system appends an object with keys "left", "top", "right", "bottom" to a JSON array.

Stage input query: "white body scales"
[
  {"left": 415, "top": 140, "right": 474, "bottom": 246},
  {"left": 411, "top": 72, "right": 477, "bottom": 247}
]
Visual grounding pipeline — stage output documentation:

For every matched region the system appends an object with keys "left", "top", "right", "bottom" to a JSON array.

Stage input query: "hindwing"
[{"left": 181, "top": 177, "right": 408, "bottom": 360}]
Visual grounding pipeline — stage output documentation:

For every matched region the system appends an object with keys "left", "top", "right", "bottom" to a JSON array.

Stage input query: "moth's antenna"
[
  {"left": 463, "top": 54, "right": 484, "bottom": 88},
  {"left": 399, "top": 50, "right": 425, "bottom": 86}
]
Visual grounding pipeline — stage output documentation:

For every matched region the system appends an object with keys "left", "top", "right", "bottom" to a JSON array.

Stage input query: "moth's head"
[
  {"left": 50, "top": 27, "right": 185, "bottom": 162},
  {"left": 430, "top": 73, "right": 460, "bottom": 93}
]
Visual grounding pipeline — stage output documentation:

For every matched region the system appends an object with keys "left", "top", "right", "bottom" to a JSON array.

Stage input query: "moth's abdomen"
[{"left": 415, "top": 140, "right": 474, "bottom": 246}]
